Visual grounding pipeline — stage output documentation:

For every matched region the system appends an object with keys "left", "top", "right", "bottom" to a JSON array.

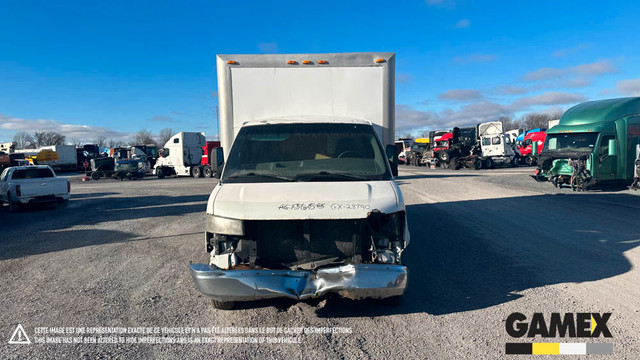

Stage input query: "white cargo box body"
[
  {"left": 40, "top": 144, "right": 77, "bottom": 166},
  {"left": 216, "top": 53, "right": 395, "bottom": 160}
]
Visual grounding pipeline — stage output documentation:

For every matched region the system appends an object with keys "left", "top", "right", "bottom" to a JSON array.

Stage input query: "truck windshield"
[
  {"left": 543, "top": 133, "right": 598, "bottom": 153},
  {"left": 222, "top": 123, "right": 391, "bottom": 183}
]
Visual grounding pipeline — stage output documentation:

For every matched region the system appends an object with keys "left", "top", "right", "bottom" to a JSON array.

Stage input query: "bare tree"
[
  {"left": 12, "top": 131, "right": 34, "bottom": 149},
  {"left": 520, "top": 113, "right": 553, "bottom": 130},
  {"left": 33, "top": 131, "right": 65, "bottom": 147},
  {"left": 93, "top": 135, "right": 108, "bottom": 147},
  {"left": 107, "top": 138, "right": 126, "bottom": 148},
  {"left": 158, "top": 128, "right": 176, "bottom": 146},
  {"left": 499, "top": 116, "right": 521, "bottom": 131},
  {"left": 133, "top": 129, "right": 156, "bottom": 146}
]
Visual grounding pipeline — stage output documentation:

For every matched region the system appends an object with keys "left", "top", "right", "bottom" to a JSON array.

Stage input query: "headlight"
[{"left": 205, "top": 214, "right": 244, "bottom": 236}]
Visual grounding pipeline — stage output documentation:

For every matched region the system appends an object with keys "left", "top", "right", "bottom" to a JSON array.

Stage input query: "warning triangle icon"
[{"left": 8, "top": 324, "right": 31, "bottom": 344}]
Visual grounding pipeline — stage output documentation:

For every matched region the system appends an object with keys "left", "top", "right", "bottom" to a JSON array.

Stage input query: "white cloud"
[
  {"left": 616, "top": 78, "right": 640, "bottom": 95},
  {"left": 523, "top": 60, "right": 617, "bottom": 81},
  {"left": 453, "top": 54, "right": 497, "bottom": 64},
  {"left": 551, "top": 43, "right": 592, "bottom": 58},
  {"left": 437, "top": 89, "right": 483, "bottom": 101},
  {"left": 562, "top": 77, "right": 591, "bottom": 88},
  {"left": 455, "top": 19, "right": 470, "bottom": 28},
  {"left": 257, "top": 42, "right": 279, "bottom": 53},
  {"left": 0, "top": 114, "right": 130, "bottom": 143},
  {"left": 572, "top": 60, "right": 616, "bottom": 76},
  {"left": 511, "top": 92, "right": 586, "bottom": 109},
  {"left": 497, "top": 86, "right": 528, "bottom": 95}
]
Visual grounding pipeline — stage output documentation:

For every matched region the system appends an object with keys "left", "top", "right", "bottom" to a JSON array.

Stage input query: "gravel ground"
[{"left": 1, "top": 167, "right": 639, "bottom": 359}]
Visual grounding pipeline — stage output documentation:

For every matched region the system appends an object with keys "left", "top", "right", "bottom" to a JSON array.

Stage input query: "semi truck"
[
  {"left": 198, "top": 141, "right": 222, "bottom": 178},
  {"left": 189, "top": 52, "right": 408, "bottom": 310},
  {"left": 518, "top": 130, "right": 547, "bottom": 166},
  {"left": 534, "top": 97, "right": 640, "bottom": 190},
  {"left": 14, "top": 144, "right": 77, "bottom": 170},
  {"left": 154, "top": 132, "right": 206, "bottom": 178}
]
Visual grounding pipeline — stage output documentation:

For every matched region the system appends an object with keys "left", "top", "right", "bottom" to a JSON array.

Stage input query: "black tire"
[
  {"left": 211, "top": 298, "right": 235, "bottom": 310},
  {"left": 156, "top": 167, "right": 165, "bottom": 179},
  {"left": 91, "top": 171, "right": 101, "bottom": 180},
  {"left": 7, "top": 193, "right": 17, "bottom": 213},
  {"left": 525, "top": 155, "right": 535, "bottom": 166},
  {"left": 484, "top": 158, "right": 494, "bottom": 169},
  {"left": 413, "top": 156, "right": 420, "bottom": 166},
  {"left": 512, "top": 157, "right": 520, "bottom": 167},
  {"left": 203, "top": 167, "right": 212, "bottom": 178},
  {"left": 450, "top": 157, "right": 459, "bottom": 170},
  {"left": 192, "top": 166, "right": 202, "bottom": 178},
  {"left": 441, "top": 160, "right": 449, "bottom": 169},
  {"left": 475, "top": 158, "right": 482, "bottom": 170},
  {"left": 439, "top": 151, "right": 450, "bottom": 163}
]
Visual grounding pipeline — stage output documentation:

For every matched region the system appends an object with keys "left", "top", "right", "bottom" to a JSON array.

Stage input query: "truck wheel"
[
  {"left": 450, "top": 157, "right": 459, "bottom": 170},
  {"left": 203, "top": 167, "right": 212, "bottom": 178},
  {"left": 525, "top": 155, "right": 534, "bottom": 166},
  {"left": 7, "top": 193, "right": 17, "bottom": 213},
  {"left": 441, "top": 160, "right": 449, "bottom": 169},
  {"left": 484, "top": 158, "right": 494, "bottom": 169},
  {"left": 211, "top": 298, "right": 235, "bottom": 310},
  {"left": 156, "top": 167, "right": 165, "bottom": 179},
  {"left": 192, "top": 166, "right": 202, "bottom": 178},
  {"left": 91, "top": 171, "right": 101, "bottom": 180},
  {"left": 475, "top": 158, "right": 482, "bottom": 170},
  {"left": 439, "top": 151, "right": 450, "bottom": 163}
]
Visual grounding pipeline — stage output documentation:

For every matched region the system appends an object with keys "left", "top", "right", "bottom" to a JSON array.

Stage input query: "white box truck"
[
  {"left": 189, "top": 52, "right": 409, "bottom": 309},
  {"left": 153, "top": 132, "right": 206, "bottom": 178}
]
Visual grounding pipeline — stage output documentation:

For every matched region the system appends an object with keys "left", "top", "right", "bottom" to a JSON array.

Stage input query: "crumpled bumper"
[{"left": 189, "top": 263, "right": 408, "bottom": 302}]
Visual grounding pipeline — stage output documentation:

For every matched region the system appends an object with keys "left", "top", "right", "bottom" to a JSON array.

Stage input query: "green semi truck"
[{"left": 533, "top": 97, "right": 640, "bottom": 190}]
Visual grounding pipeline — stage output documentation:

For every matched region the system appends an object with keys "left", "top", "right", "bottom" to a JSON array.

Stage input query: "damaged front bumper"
[{"left": 189, "top": 263, "right": 408, "bottom": 302}]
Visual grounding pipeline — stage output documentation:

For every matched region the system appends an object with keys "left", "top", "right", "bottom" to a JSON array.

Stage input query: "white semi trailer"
[
  {"left": 153, "top": 132, "right": 206, "bottom": 178},
  {"left": 189, "top": 52, "right": 409, "bottom": 309}
]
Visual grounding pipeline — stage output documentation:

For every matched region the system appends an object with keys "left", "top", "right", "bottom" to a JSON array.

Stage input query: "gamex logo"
[{"left": 505, "top": 312, "right": 613, "bottom": 355}]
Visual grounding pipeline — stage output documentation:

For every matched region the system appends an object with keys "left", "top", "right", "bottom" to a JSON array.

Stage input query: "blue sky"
[{"left": 1, "top": 0, "right": 640, "bottom": 142}]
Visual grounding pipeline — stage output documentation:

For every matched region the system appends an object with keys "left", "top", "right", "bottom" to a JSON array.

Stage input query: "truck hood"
[{"left": 207, "top": 181, "right": 403, "bottom": 220}]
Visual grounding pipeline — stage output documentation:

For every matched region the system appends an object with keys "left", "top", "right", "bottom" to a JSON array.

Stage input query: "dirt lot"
[{"left": 1, "top": 167, "right": 639, "bottom": 359}]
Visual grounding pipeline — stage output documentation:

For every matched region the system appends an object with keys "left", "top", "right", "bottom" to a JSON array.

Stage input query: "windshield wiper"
[
  {"left": 225, "top": 172, "right": 294, "bottom": 182},
  {"left": 295, "top": 171, "right": 368, "bottom": 181}
]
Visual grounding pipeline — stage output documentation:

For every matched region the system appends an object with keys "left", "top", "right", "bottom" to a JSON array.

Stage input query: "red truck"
[
  {"left": 200, "top": 141, "right": 221, "bottom": 178},
  {"left": 518, "top": 131, "right": 546, "bottom": 166}
]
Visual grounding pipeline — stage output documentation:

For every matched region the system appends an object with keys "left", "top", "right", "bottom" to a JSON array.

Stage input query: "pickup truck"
[{"left": 0, "top": 165, "right": 70, "bottom": 212}]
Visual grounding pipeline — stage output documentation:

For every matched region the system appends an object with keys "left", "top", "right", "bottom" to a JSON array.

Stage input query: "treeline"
[{"left": 11, "top": 128, "right": 178, "bottom": 150}]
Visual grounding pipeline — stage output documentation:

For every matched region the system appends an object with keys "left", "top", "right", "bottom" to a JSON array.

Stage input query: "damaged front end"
[
  {"left": 533, "top": 153, "right": 596, "bottom": 191},
  {"left": 189, "top": 210, "right": 408, "bottom": 307}
]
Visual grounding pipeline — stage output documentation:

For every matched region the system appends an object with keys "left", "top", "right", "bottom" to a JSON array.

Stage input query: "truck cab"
[
  {"left": 154, "top": 132, "right": 206, "bottom": 178},
  {"left": 518, "top": 131, "right": 547, "bottom": 165},
  {"left": 535, "top": 97, "right": 640, "bottom": 190},
  {"left": 188, "top": 52, "right": 408, "bottom": 309}
]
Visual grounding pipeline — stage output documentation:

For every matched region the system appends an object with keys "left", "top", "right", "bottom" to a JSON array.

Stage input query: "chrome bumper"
[{"left": 189, "top": 263, "right": 408, "bottom": 302}]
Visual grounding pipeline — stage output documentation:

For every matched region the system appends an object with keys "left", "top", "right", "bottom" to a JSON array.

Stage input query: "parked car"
[{"left": 0, "top": 165, "right": 70, "bottom": 212}]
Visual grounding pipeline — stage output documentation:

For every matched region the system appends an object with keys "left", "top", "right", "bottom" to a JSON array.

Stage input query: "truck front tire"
[
  {"left": 156, "top": 167, "right": 165, "bottom": 179},
  {"left": 203, "top": 167, "right": 212, "bottom": 178}
]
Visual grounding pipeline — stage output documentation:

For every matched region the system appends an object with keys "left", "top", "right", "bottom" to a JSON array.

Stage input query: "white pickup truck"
[{"left": 0, "top": 165, "right": 70, "bottom": 212}]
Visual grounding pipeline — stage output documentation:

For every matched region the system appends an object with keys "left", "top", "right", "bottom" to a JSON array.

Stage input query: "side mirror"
[
  {"left": 214, "top": 162, "right": 224, "bottom": 179},
  {"left": 212, "top": 147, "right": 225, "bottom": 179},
  {"left": 386, "top": 144, "right": 398, "bottom": 177},
  {"left": 532, "top": 141, "right": 538, "bottom": 155},
  {"left": 608, "top": 139, "right": 618, "bottom": 157}
]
